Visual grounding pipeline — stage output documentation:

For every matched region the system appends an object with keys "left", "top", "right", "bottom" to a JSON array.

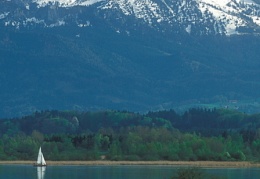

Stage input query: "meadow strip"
[{"left": 0, "top": 160, "right": 259, "bottom": 168}]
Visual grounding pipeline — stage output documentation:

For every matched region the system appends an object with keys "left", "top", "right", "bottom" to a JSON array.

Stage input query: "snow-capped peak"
[{"left": 1, "top": 0, "right": 260, "bottom": 35}]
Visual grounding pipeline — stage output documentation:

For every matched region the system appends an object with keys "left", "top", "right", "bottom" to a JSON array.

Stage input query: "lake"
[{"left": 0, "top": 165, "right": 260, "bottom": 179}]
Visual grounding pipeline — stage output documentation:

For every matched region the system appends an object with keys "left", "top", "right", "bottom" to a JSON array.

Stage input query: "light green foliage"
[
  {"left": 108, "top": 140, "right": 122, "bottom": 160},
  {"left": 0, "top": 108, "right": 259, "bottom": 161}
]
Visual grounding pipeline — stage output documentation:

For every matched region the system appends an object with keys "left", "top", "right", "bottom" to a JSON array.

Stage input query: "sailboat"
[{"left": 34, "top": 147, "right": 47, "bottom": 167}]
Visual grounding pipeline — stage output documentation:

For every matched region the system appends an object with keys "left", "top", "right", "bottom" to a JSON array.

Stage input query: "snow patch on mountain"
[
  {"left": 49, "top": 20, "right": 65, "bottom": 27},
  {"left": 102, "top": 0, "right": 163, "bottom": 24},
  {"left": 25, "top": 17, "right": 45, "bottom": 25},
  {"left": 199, "top": 0, "right": 255, "bottom": 6},
  {"left": 198, "top": 0, "right": 260, "bottom": 35},
  {"left": 33, "top": 0, "right": 103, "bottom": 7},
  {"left": 0, "top": 12, "right": 9, "bottom": 20}
]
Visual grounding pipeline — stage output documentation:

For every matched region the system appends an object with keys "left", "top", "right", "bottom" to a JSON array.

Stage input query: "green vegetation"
[{"left": 0, "top": 108, "right": 260, "bottom": 161}]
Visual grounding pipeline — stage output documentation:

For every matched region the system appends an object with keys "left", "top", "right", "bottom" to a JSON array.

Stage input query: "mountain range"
[
  {"left": 1, "top": 0, "right": 260, "bottom": 35},
  {"left": 1, "top": 0, "right": 260, "bottom": 117}
]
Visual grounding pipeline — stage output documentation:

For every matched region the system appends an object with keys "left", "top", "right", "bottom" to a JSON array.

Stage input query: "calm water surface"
[{"left": 0, "top": 165, "right": 260, "bottom": 179}]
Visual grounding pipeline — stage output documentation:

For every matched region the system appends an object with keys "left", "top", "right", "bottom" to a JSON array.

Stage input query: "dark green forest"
[{"left": 0, "top": 108, "right": 260, "bottom": 161}]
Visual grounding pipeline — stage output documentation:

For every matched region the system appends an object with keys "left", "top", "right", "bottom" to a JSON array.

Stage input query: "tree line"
[{"left": 0, "top": 108, "right": 259, "bottom": 161}]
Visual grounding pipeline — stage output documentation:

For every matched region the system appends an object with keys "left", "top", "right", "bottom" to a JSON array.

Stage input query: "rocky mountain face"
[
  {"left": 1, "top": 0, "right": 260, "bottom": 35},
  {"left": 1, "top": 0, "right": 260, "bottom": 117}
]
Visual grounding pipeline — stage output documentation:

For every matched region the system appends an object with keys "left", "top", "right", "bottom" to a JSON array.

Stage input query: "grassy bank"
[{"left": 0, "top": 160, "right": 259, "bottom": 168}]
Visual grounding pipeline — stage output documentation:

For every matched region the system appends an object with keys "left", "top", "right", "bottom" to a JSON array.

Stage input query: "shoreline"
[{"left": 0, "top": 160, "right": 259, "bottom": 168}]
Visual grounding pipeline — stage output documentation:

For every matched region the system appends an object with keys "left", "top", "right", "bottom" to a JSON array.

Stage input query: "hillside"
[
  {"left": 1, "top": 0, "right": 260, "bottom": 117},
  {"left": 1, "top": 29, "right": 260, "bottom": 117}
]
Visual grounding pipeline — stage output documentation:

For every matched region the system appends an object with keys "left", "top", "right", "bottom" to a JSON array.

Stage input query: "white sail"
[{"left": 36, "top": 147, "right": 46, "bottom": 166}]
